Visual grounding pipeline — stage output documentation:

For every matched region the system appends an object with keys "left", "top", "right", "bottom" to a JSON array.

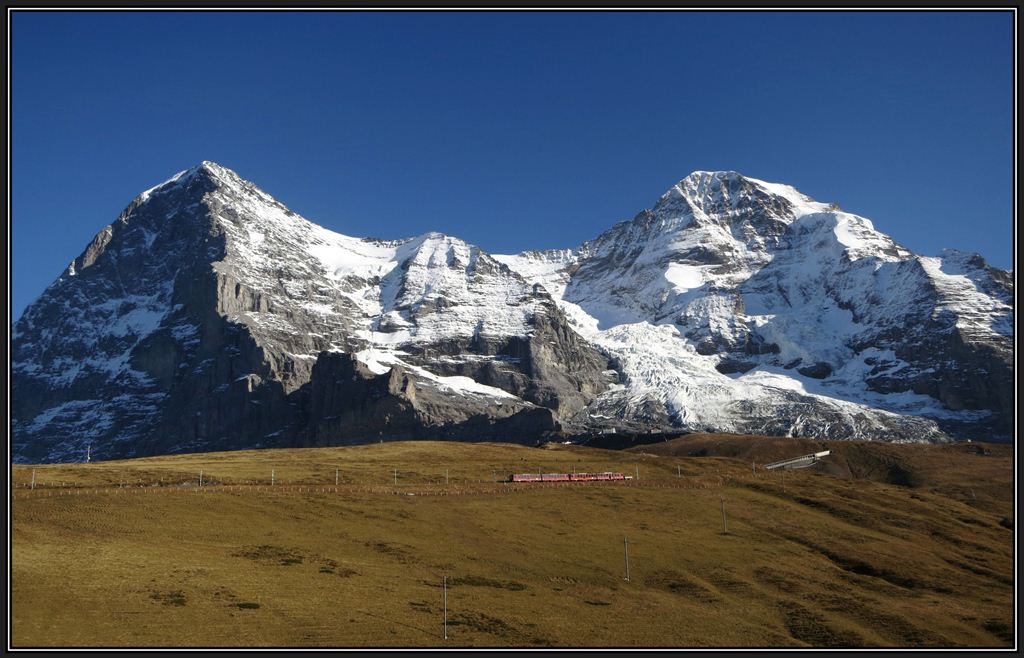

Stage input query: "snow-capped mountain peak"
[
  {"left": 653, "top": 170, "right": 832, "bottom": 229},
  {"left": 11, "top": 164, "right": 1013, "bottom": 462},
  {"left": 497, "top": 169, "right": 1012, "bottom": 443}
]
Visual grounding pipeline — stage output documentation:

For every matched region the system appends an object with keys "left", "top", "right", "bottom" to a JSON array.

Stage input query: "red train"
[{"left": 509, "top": 472, "right": 629, "bottom": 483}]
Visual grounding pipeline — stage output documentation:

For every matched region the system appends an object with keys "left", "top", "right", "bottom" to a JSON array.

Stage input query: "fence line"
[{"left": 10, "top": 471, "right": 790, "bottom": 501}]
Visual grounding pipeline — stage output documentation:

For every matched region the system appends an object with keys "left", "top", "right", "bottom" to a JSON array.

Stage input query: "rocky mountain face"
[{"left": 11, "top": 163, "right": 1013, "bottom": 462}]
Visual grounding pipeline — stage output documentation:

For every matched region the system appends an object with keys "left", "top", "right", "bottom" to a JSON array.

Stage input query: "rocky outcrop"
[{"left": 301, "top": 352, "right": 556, "bottom": 445}]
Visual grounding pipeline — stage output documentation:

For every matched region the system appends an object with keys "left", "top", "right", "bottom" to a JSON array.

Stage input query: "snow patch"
[
  {"left": 664, "top": 263, "right": 705, "bottom": 293},
  {"left": 354, "top": 348, "right": 518, "bottom": 399}
]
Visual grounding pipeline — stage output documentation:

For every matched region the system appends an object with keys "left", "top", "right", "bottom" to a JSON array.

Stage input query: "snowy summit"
[{"left": 11, "top": 163, "right": 1013, "bottom": 462}]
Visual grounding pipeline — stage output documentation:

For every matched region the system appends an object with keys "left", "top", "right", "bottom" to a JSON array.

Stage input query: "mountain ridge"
[{"left": 12, "top": 162, "right": 1013, "bottom": 462}]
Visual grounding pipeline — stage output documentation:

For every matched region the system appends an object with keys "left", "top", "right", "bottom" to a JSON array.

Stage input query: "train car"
[
  {"left": 575, "top": 472, "right": 626, "bottom": 481},
  {"left": 509, "top": 471, "right": 626, "bottom": 483},
  {"left": 569, "top": 472, "right": 625, "bottom": 481}
]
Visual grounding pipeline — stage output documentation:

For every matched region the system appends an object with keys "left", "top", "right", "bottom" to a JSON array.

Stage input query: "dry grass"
[{"left": 10, "top": 439, "right": 1014, "bottom": 647}]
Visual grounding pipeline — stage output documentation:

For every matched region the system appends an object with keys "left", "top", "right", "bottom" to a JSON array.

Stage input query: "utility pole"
[
  {"left": 443, "top": 575, "right": 448, "bottom": 640},
  {"left": 623, "top": 537, "right": 630, "bottom": 582},
  {"left": 721, "top": 498, "right": 728, "bottom": 534},
  {"left": 31, "top": 470, "right": 36, "bottom": 490},
  {"left": 271, "top": 469, "right": 275, "bottom": 486},
  {"left": 394, "top": 469, "right": 398, "bottom": 486}
]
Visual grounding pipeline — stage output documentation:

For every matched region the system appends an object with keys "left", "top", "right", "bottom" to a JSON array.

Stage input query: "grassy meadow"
[{"left": 10, "top": 436, "right": 1015, "bottom": 648}]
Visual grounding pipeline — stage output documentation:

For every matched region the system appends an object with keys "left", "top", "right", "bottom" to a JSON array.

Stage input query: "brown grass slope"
[{"left": 10, "top": 439, "right": 1015, "bottom": 648}]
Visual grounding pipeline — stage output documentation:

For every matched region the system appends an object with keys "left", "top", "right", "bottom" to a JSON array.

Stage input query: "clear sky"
[{"left": 11, "top": 10, "right": 1015, "bottom": 320}]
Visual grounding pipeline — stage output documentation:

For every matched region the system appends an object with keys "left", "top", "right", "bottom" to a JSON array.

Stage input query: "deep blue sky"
[{"left": 11, "top": 11, "right": 1014, "bottom": 320}]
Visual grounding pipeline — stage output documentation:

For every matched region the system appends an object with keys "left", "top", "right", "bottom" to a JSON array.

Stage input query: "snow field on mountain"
[{"left": 13, "top": 163, "right": 1011, "bottom": 461}]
